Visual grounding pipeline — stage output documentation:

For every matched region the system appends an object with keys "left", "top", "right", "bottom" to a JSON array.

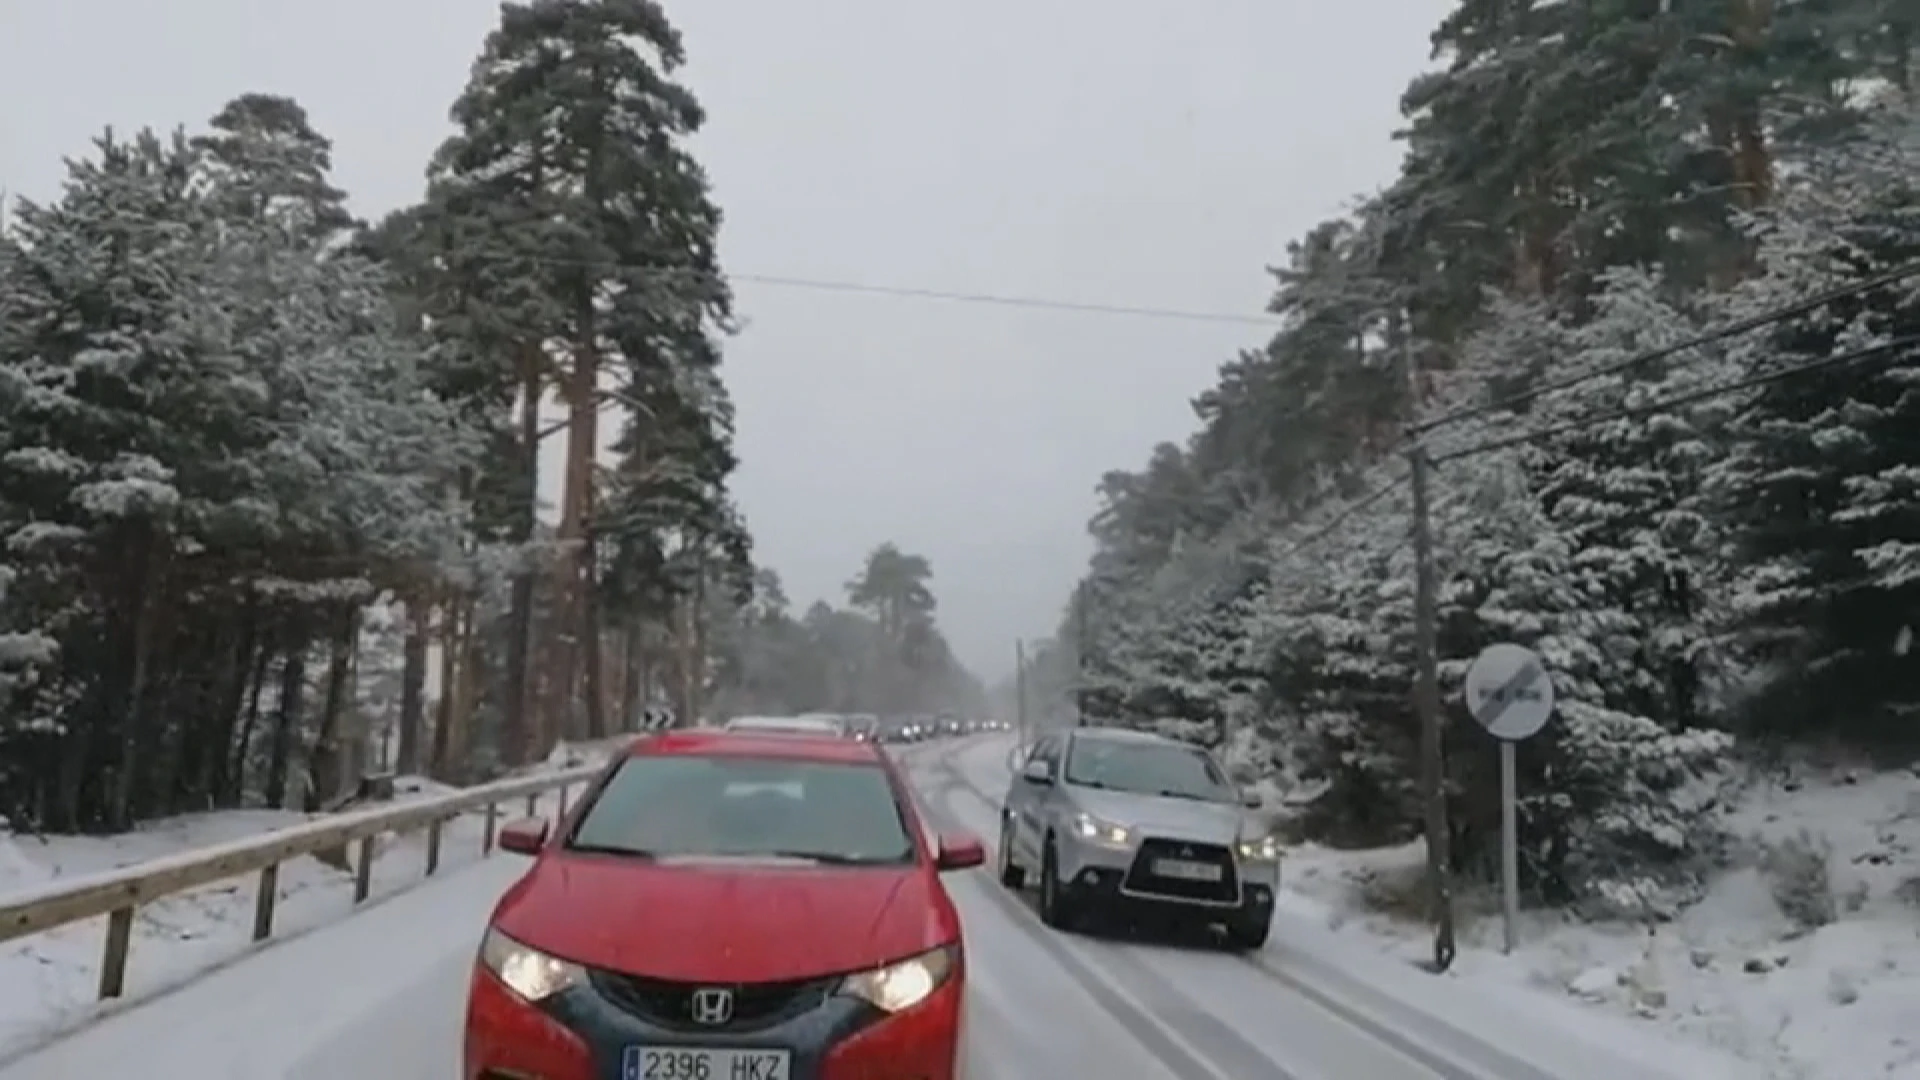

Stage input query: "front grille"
[
  {"left": 589, "top": 970, "right": 835, "bottom": 1032},
  {"left": 1123, "top": 838, "right": 1239, "bottom": 903}
]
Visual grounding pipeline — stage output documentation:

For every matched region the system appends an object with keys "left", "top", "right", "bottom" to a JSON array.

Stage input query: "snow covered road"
[{"left": 0, "top": 735, "right": 1727, "bottom": 1079}]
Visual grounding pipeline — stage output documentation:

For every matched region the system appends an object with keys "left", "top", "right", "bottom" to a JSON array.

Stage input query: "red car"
[{"left": 464, "top": 729, "right": 985, "bottom": 1080}]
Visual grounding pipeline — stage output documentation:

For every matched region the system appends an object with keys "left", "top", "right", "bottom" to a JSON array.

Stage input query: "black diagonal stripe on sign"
[{"left": 1482, "top": 659, "right": 1544, "bottom": 725}]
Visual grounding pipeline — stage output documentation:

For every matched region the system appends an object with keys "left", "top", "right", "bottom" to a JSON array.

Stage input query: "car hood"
[
  {"left": 1070, "top": 788, "right": 1249, "bottom": 845},
  {"left": 493, "top": 853, "right": 948, "bottom": 982}
]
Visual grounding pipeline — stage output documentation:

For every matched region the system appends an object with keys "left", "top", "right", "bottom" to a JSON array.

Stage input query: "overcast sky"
[{"left": 2, "top": 0, "right": 1448, "bottom": 680}]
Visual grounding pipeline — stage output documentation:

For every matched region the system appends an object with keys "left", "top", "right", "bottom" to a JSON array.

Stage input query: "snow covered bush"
[{"left": 1761, "top": 829, "right": 1837, "bottom": 931}]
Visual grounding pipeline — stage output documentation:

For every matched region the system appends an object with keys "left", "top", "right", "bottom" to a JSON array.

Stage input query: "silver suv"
[{"left": 996, "top": 727, "right": 1278, "bottom": 949}]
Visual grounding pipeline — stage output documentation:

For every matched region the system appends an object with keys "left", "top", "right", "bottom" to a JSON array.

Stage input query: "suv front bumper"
[{"left": 1054, "top": 831, "right": 1278, "bottom": 923}]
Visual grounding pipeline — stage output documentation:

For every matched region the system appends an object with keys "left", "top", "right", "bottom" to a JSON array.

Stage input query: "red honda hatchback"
[{"left": 464, "top": 729, "right": 985, "bottom": 1080}]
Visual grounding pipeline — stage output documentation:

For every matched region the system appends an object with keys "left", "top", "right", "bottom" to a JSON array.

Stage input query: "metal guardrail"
[{"left": 0, "top": 758, "right": 610, "bottom": 1000}]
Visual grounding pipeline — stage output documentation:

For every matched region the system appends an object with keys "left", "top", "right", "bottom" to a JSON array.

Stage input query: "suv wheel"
[
  {"left": 997, "top": 818, "right": 1026, "bottom": 889},
  {"left": 1224, "top": 913, "right": 1271, "bottom": 951},
  {"left": 1038, "top": 840, "right": 1080, "bottom": 930}
]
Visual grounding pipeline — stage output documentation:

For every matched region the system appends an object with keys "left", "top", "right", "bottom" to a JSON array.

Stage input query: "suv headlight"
[
  {"left": 837, "top": 944, "right": 956, "bottom": 1013},
  {"left": 479, "top": 926, "right": 586, "bottom": 1002},
  {"left": 1236, "top": 835, "right": 1281, "bottom": 862},
  {"left": 1071, "top": 812, "right": 1132, "bottom": 848}
]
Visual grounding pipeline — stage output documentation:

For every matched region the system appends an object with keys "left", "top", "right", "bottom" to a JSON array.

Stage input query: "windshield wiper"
[
  {"left": 565, "top": 843, "right": 658, "bottom": 859},
  {"left": 1153, "top": 789, "right": 1213, "bottom": 801},
  {"left": 761, "top": 850, "right": 907, "bottom": 865}
]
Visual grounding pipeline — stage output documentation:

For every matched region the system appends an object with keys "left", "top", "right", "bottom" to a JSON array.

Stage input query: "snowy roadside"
[
  {"left": 0, "top": 739, "right": 618, "bottom": 1063},
  {"left": 944, "top": 735, "right": 1755, "bottom": 1080},
  {"left": 1272, "top": 765, "right": 1920, "bottom": 1080}
]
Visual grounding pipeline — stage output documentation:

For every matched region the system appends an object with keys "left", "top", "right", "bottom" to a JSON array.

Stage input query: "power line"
[
  {"left": 10, "top": 215, "right": 1292, "bottom": 326},
  {"left": 1411, "top": 260, "right": 1920, "bottom": 436},
  {"left": 1269, "top": 471, "right": 1413, "bottom": 561},
  {"left": 456, "top": 249, "right": 1286, "bottom": 326},
  {"left": 1430, "top": 333, "right": 1920, "bottom": 464}
]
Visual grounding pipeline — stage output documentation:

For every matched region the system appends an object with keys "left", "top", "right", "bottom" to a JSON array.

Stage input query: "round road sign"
[{"left": 1463, "top": 642, "right": 1554, "bottom": 740}]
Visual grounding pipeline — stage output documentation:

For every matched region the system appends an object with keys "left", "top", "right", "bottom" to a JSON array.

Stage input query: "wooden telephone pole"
[
  {"left": 1014, "top": 638, "right": 1030, "bottom": 742},
  {"left": 1403, "top": 311, "right": 1455, "bottom": 973},
  {"left": 1074, "top": 582, "right": 1091, "bottom": 727}
]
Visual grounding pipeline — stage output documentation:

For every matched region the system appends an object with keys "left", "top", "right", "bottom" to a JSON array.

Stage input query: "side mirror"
[
  {"left": 1240, "top": 791, "right": 1263, "bottom": 809},
  {"left": 1021, "top": 759, "right": 1053, "bottom": 785},
  {"left": 498, "top": 817, "right": 550, "bottom": 855},
  {"left": 935, "top": 832, "right": 986, "bottom": 871}
]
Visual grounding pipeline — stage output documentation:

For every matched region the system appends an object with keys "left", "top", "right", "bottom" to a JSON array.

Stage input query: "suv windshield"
[
  {"left": 568, "top": 754, "right": 916, "bottom": 865},
  {"left": 1063, "top": 739, "right": 1234, "bottom": 801}
]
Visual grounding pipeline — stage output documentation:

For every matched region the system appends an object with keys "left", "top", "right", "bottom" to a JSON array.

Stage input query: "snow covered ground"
[
  {"left": 0, "top": 738, "right": 619, "bottom": 1065},
  {"left": 1278, "top": 765, "right": 1920, "bottom": 1080},
  {"left": 958, "top": 732, "right": 1920, "bottom": 1079}
]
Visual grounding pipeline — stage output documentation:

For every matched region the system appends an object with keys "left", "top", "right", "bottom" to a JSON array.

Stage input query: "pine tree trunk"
[
  {"left": 501, "top": 354, "right": 542, "bottom": 767},
  {"left": 109, "top": 529, "right": 162, "bottom": 829},
  {"left": 305, "top": 606, "right": 359, "bottom": 810},
  {"left": 263, "top": 627, "right": 309, "bottom": 810},
  {"left": 201, "top": 599, "right": 256, "bottom": 808},
  {"left": 581, "top": 527, "right": 606, "bottom": 740},
  {"left": 229, "top": 635, "right": 273, "bottom": 805},
  {"left": 397, "top": 592, "right": 428, "bottom": 774},
  {"left": 430, "top": 593, "right": 458, "bottom": 778}
]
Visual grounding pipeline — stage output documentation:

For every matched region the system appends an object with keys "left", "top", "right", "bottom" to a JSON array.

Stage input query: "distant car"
[
  {"left": 843, "top": 716, "right": 879, "bottom": 743},
  {"left": 465, "top": 729, "right": 986, "bottom": 1079},
  {"left": 996, "top": 727, "right": 1277, "bottom": 949},
  {"left": 724, "top": 715, "right": 844, "bottom": 737}
]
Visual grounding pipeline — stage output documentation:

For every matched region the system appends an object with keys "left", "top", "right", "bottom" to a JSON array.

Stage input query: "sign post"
[{"left": 1462, "top": 642, "right": 1554, "bottom": 954}]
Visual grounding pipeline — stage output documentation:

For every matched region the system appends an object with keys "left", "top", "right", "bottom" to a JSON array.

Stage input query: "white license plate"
[
  {"left": 624, "top": 1046, "right": 791, "bottom": 1080},
  {"left": 1153, "top": 858, "right": 1223, "bottom": 881}
]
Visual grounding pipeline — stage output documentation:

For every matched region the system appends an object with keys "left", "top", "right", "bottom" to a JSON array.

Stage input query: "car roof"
[
  {"left": 725, "top": 716, "right": 840, "bottom": 730},
  {"left": 1067, "top": 726, "right": 1183, "bottom": 748},
  {"left": 631, "top": 728, "right": 883, "bottom": 765}
]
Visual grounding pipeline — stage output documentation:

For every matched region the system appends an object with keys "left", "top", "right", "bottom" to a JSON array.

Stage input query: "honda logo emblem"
[{"left": 689, "top": 987, "right": 734, "bottom": 1025}]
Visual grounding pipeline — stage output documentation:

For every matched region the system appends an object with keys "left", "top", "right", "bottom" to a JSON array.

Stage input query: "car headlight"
[
  {"left": 479, "top": 926, "right": 587, "bottom": 1002},
  {"left": 837, "top": 944, "right": 956, "bottom": 1013},
  {"left": 1072, "top": 812, "right": 1132, "bottom": 848},
  {"left": 1236, "top": 835, "right": 1281, "bottom": 862}
]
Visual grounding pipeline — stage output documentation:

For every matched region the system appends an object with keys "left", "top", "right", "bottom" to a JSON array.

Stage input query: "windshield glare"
[
  {"left": 1064, "top": 740, "right": 1233, "bottom": 801},
  {"left": 568, "top": 754, "right": 916, "bottom": 864}
]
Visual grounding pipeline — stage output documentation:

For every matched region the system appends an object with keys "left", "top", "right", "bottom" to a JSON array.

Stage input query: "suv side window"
[{"left": 1033, "top": 735, "right": 1063, "bottom": 775}]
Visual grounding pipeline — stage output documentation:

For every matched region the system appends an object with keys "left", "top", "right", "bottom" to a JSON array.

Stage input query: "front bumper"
[
  {"left": 1055, "top": 831, "right": 1279, "bottom": 922},
  {"left": 464, "top": 958, "right": 964, "bottom": 1080}
]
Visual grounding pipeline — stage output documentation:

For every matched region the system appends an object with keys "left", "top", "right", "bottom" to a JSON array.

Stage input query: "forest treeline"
[
  {"left": 1012, "top": 3, "right": 1920, "bottom": 917},
  {"left": 0, "top": 0, "right": 979, "bottom": 833}
]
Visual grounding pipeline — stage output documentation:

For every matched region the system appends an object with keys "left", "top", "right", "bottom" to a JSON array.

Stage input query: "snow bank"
[
  {"left": 0, "top": 856, "right": 523, "bottom": 1079},
  {"left": 0, "top": 784, "right": 582, "bottom": 1063},
  {"left": 1258, "top": 758, "right": 1920, "bottom": 1079}
]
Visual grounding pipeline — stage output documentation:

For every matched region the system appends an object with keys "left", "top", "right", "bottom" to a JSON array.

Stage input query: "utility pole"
[
  {"left": 1014, "top": 638, "right": 1030, "bottom": 742},
  {"left": 1402, "top": 303, "right": 1454, "bottom": 974},
  {"left": 1409, "top": 441, "right": 1455, "bottom": 972},
  {"left": 1074, "top": 582, "right": 1090, "bottom": 727}
]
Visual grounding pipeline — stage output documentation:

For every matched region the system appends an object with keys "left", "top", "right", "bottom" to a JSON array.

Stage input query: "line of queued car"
[{"left": 717, "top": 711, "right": 1011, "bottom": 744}]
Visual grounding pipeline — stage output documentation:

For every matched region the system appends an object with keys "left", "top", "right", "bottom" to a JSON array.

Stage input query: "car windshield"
[
  {"left": 1063, "top": 740, "right": 1234, "bottom": 801},
  {"left": 567, "top": 754, "right": 917, "bottom": 865}
]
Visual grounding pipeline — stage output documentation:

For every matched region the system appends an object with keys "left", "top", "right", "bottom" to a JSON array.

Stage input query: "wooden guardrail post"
[
  {"left": 252, "top": 864, "right": 278, "bottom": 941},
  {"left": 354, "top": 836, "right": 375, "bottom": 902},
  {"left": 483, "top": 802, "right": 499, "bottom": 854},
  {"left": 426, "top": 818, "right": 443, "bottom": 875},
  {"left": 99, "top": 907, "right": 134, "bottom": 998}
]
